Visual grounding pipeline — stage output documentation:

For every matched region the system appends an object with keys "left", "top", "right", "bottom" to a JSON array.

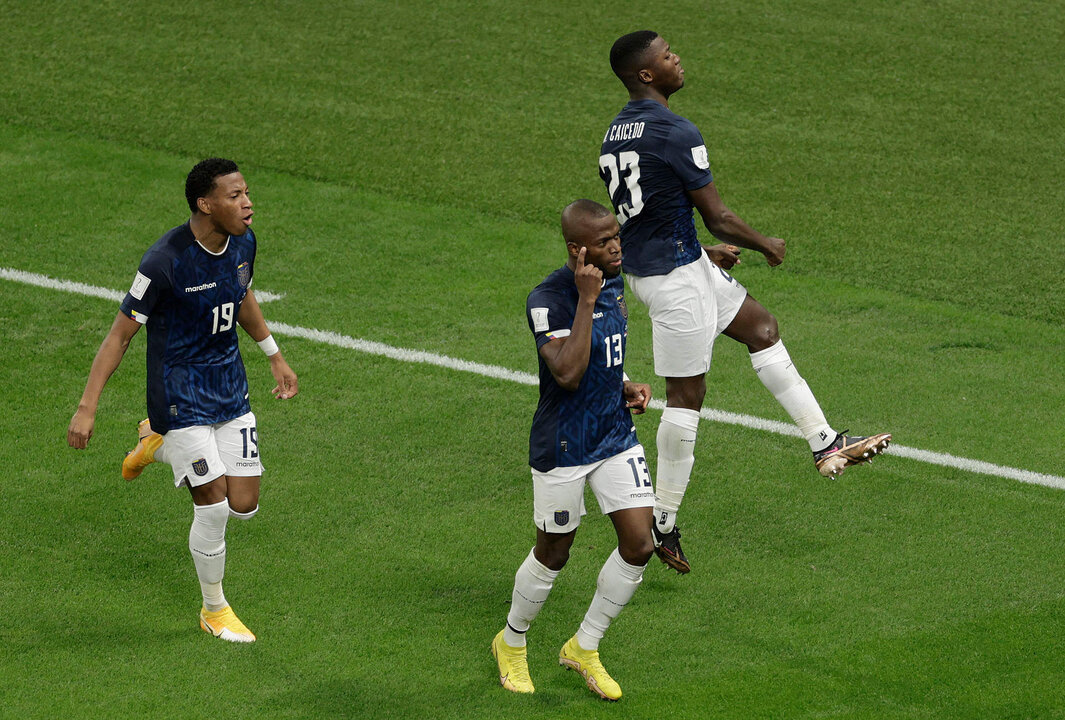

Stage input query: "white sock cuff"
[
  {"left": 194, "top": 498, "right": 230, "bottom": 522},
  {"left": 660, "top": 406, "right": 700, "bottom": 432},
  {"left": 526, "top": 548, "right": 561, "bottom": 583},
  {"left": 749, "top": 339, "right": 790, "bottom": 370},
  {"left": 229, "top": 504, "right": 259, "bottom": 520},
  {"left": 609, "top": 547, "right": 648, "bottom": 578}
]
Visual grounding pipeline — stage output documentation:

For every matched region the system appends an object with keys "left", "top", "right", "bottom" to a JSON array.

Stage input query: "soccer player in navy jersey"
[
  {"left": 601, "top": 31, "right": 890, "bottom": 573},
  {"left": 67, "top": 158, "right": 298, "bottom": 643},
  {"left": 491, "top": 199, "right": 654, "bottom": 701}
]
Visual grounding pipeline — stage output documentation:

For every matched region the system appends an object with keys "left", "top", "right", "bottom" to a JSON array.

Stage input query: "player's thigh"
[
  {"left": 704, "top": 253, "right": 748, "bottom": 336},
  {"left": 532, "top": 464, "right": 590, "bottom": 534},
  {"left": 628, "top": 264, "right": 714, "bottom": 377},
  {"left": 214, "top": 412, "right": 263, "bottom": 509},
  {"left": 164, "top": 424, "right": 228, "bottom": 490},
  {"left": 586, "top": 444, "right": 655, "bottom": 517}
]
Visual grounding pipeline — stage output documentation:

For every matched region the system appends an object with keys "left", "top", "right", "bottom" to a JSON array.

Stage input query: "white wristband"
[
  {"left": 623, "top": 372, "right": 630, "bottom": 382},
  {"left": 258, "top": 335, "right": 279, "bottom": 357}
]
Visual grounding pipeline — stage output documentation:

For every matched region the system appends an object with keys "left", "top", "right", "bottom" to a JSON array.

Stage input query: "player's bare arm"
[
  {"left": 688, "top": 182, "right": 786, "bottom": 266},
  {"left": 623, "top": 381, "right": 653, "bottom": 414},
  {"left": 538, "top": 247, "right": 602, "bottom": 391},
  {"left": 68, "top": 312, "right": 142, "bottom": 449},
  {"left": 237, "top": 289, "right": 299, "bottom": 400}
]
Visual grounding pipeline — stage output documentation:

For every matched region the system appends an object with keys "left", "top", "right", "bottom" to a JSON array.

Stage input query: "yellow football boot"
[
  {"left": 199, "top": 605, "right": 256, "bottom": 643},
  {"left": 559, "top": 635, "right": 621, "bottom": 701},
  {"left": 491, "top": 630, "right": 534, "bottom": 694},
  {"left": 121, "top": 418, "right": 163, "bottom": 480}
]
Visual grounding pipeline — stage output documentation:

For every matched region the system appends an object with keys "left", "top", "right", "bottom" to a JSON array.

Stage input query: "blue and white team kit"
[
  {"left": 120, "top": 222, "right": 262, "bottom": 486},
  {"left": 526, "top": 266, "right": 654, "bottom": 533},
  {"left": 600, "top": 98, "right": 749, "bottom": 377}
]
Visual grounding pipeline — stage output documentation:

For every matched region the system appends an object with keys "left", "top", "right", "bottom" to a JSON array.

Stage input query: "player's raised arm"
[
  {"left": 68, "top": 311, "right": 142, "bottom": 449},
  {"left": 538, "top": 247, "right": 602, "bottom": 391},
  {"left": 236, "top": 289, "right": 298, "bottom": 400}
]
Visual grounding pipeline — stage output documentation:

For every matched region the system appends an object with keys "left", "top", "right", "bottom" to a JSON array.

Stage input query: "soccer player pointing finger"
[{"left": 491, "top": 199, "right": 655, "bottom": 701}]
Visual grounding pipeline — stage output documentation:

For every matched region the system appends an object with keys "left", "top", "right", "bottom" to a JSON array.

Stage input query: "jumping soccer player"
[
  {"left": 67, "top": 158, "right": 298, "bottom": 643},
  {"left": 601, "top": 31, "right": 890, "bottom": 573},
  {"left": 491, "top": 199, "right": 655, "bottom": 701}
]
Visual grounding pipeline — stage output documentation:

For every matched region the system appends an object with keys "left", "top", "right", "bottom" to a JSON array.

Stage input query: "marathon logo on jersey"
[
  {"left": 691, "top": 144, "right": 710, "bottom": 170},
  {"left": 184, "top": 281, "right": 218, "bottom": 293},
  {"left": 530, "top": 307, "right": 550, "bottom": 332},
  {"left": 236, "top": 261, "right": 251, "bottom": 288},
  {"left": 554, "top": 511, "right": 570, "bottom": 526},
  {"left": 192, "top": 458, "right": 210, "bottom": 476},
  {"left": 129, "top": 271, "right": 151, "bottom": 300},
  {"left": 617, "top": 293, "right": 628, "bottom": 320}
]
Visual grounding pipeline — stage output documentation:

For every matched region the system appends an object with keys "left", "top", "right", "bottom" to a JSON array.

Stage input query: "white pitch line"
[
  {"left": 0, "top": 267, "right": 283, "bottom": 303},
  {"left": 4, "top": 267, "right": 1064, "bottom": 490}
]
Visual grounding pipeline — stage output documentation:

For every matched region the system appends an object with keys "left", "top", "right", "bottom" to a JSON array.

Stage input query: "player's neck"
[
  {"left": 628, "top": 87, "right": 671, "bottom": 108},
  {"left": 189, "top": 214, "right": 230, "bottom": 254}
]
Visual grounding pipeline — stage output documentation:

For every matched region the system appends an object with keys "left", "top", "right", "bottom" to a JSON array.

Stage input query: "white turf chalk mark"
[
  {"left": 4, "top": 267, "right": 1063, "bottom": 491},
  {"left": 0, "top": 267, "right": 283, "bottom": 303}
]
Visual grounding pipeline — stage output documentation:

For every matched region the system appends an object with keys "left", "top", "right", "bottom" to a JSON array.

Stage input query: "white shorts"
[
  {"left": 532, "top": 444, "right": 655, "bottom": 534},
  {"left": 162, "top": 412, "right": 263, "bottom": 488},
  {"left": 626, "top": 250, "right": 747, "bottom": 378}
]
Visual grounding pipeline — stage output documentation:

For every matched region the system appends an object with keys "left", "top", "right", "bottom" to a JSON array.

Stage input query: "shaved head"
[{"left": 561, "top": 199, "right": 614, "bottom": 244}]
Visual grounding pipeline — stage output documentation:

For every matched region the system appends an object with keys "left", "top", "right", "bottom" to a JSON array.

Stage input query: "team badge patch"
[
  {"left": 617, "top": 293, "right": 628, "bottom": 320},
  {"left": 236, "top": 262, "right": 251, "bottom": 288},
  {"left": 554, "top": 511, "right": 570, "bottom": 526},
  {"left": 192, "top": 458, "right": 210, "bottom": 476}
]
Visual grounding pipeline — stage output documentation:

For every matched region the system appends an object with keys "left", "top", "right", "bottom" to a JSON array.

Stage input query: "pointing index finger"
[{"left": 576, "top": 246, "right": 586, "bottom": 268}]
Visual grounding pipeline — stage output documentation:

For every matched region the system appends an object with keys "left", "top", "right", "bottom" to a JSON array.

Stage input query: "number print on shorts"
[
  {"left": 627, "top": 456, "right": 652, "bottom": 488},
  {"left": 240, "top": 426, "right": 259, "bottom": 458}
]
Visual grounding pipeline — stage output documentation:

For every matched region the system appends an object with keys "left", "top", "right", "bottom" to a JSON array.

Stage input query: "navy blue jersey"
[
  {"left": 119, "top": 222, "right": 256, "bottom": 433},
  {"left": 527, "top": 267, "right": 638, "bottom": 471},
  {"left": 599, "top": 99, "right": 714, "bottom": 277}
]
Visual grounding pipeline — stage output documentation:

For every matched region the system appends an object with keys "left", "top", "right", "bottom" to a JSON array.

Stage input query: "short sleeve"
[
  {"left": 119, "top": 251, "right": 171, "bottom": 325},
  {"left": 527, "top": 288, "right": 574, "bottom": 350},
  {"left": 665, "top": 119, "right": 714, "bottom": 191}
]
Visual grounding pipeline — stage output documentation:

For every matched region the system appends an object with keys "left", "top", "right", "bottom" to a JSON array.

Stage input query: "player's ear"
[
  {"left": 637, "top": 67, "right": 653, "bottom": 85},
  {"left": 196, "top": 196, "right": 211, "bottom": 215}
]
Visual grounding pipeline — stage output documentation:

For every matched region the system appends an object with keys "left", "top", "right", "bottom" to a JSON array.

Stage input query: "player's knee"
[
  {"left": 619, "top": 535, "right": 655, "bottom": 566},
  {"left": 755, "top": 314, "right": 780, "bottom": 349},
  {"left": 536, "top": 544, "right": 570, "bottom": 571}
]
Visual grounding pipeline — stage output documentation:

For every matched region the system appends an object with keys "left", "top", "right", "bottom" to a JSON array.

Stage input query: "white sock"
[
  {"left": 229, "top": 504, "right": 259, "bottom": 520},
  {"left": 750, "top": 340, "right": 836, "bottom": 452},
  {"left": 189, "top": 499, "right": 229, "bottom": 612},
  {"left": 654, "top": 407, "right": 700, "bottom": 533},
  {"left": 576, "top": 548, "right": 646, "bottom": 651},
  {"left": 504, "top": 549, "right": 560, "bottom": 647},
  {"left": 154, "top": 438, "right": 169, "bottom": 465}
]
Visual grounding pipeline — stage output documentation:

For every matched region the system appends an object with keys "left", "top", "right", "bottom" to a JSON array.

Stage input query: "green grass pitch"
[{"left": 2, "top": 2, "right": 1065, "bottom": 718}]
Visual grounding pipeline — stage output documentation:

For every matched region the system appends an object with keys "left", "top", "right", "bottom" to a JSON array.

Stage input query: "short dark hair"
[
  {"left": 610, "top": 30, "right": 659, "bottom": 84},
  {"left": 185, "top": 158, "right": 239, "bottom": 213}
]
